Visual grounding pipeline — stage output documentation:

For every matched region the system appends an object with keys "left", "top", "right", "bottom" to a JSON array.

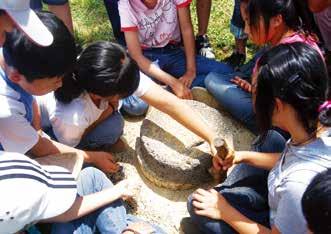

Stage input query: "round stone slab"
[{"left": 137, "top": 100, "right": 255, "bottom": 190}]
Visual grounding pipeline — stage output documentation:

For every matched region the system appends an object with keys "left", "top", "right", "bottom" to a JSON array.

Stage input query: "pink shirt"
[
  {"left": 119, "top": 0, "right": 191, "bottom": 48},
  {"left": 253, "top": 33, "right": 323, "bottom": 75}
]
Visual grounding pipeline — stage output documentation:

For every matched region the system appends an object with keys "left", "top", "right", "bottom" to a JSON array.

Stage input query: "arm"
[
  {"left": 44, "top": 179, "right": 136, "bottom": 222},
  {"left": 177, "top": 6, "right": 196, "bottom": 88},
  {"left": 192, "top": 189, "right": 280, "bottom": 234},
  {"left": 141, "top": 82, "right": 216, "bottom": 148},
  {"left": 32, "top": 99, "right": 42, "bottom": 131},
  {"left": 28, "top": 136, "right": 119, "bottom": 173},
  {"left": 213, "top": 150, "right": 281, "bottom": 171},
  {"left": 124, "top": 31, "right": 192, "bottom": 99}
]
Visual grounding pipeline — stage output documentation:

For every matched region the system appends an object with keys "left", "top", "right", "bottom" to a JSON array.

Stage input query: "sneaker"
[
  {"left": 223, "top": 51, "right": 246, "bottom": 69},
  {"left": 195, "top": 34, "right": 215, "bottom": 59}
]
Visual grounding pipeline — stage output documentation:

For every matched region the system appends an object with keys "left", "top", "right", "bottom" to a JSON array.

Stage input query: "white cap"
[
  {"left": 0, "top": 0, "right": 54, "bottom": 46},
  {"left": 0, "top": 151, "right": 77, "bottom": 233}
]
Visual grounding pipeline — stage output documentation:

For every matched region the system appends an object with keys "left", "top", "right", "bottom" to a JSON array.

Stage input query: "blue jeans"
[
  {"left": 77, "top": 111, "right": 124, "bottom": 150},
  {"left": 51, "top": 167, "right": 127, "bottom": 234},
  {"left": 103, "top": 0, "right": 125, "bottom": 46},
  {"left": 121, "top": 95, "right": 149, "bottom": 117},
  {"left": 52, "top": 167, "right": 166, "bottom": 234},
  {"left": 187, "top": 130, "right": 286, "bottom": 234},
  {"left": 205, "top": 49, "right": 266, "bottom": 133},
  {"left": 143, "top": 45, "right": 234, "bottom": 88},
  {"left": 205, "top": 72, "right": 256, "bottom": 133},
  {"left": 30, "top": 0, "right": 67, "bottom": 9}
]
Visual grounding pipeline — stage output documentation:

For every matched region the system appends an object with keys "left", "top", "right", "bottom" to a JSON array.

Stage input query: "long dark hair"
[
  {"left": 255, "top": 42, "right": 330, "bottom": 137},
  {"left": 247, "top": 0, "right": 314, "bottom": 37},
  {"left": 55, "top": 41, "right": 140, "bottom": 103}
]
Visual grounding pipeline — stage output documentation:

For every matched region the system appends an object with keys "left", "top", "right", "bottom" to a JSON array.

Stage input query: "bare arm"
[
  {"left": 43, "top": 179, "right": 135, "bottom": 222},
  {"left": 192, "top": 189, "right": 281, "bottom": 234},
  {"left": 177, "top": 6, "right": 196, "bottom": 87},
  {"left": 141, "top": 82, "right": 216, "bottom": 146},
  {"left": 28, "top": 136, "right": 119, "bottom": 173},
  {"left": 215, "top": 150, "right": 281, "bottom": 171},
  {"left": 222, "top": 204, "right": 280, "bottom": 234},
  {"left": 32, "top": 99, "right": 41, "bottom": 131},
  {"left": 124, "top": 31, "right": 192, "bottom": 99}
]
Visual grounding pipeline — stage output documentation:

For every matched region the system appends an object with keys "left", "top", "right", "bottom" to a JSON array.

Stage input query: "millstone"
[{"left": 137, "top": 100, "right": 255, "bottom": 190}]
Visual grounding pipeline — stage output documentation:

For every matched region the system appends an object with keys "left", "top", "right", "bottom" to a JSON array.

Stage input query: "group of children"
[{"left": 0, "top": 0, "right": 330, "bottom": 233}]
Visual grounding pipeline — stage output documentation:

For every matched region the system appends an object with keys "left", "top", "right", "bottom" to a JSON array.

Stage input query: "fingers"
[
  {"left": 212, "top": 157, "right": 222, "bottom": 171},
  {"left": 231, "top": 77, "right": 252, "bottom": 92}
]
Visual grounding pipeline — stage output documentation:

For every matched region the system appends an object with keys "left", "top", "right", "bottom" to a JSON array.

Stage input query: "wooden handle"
[{"left": 213, "top": 137, "right": 229, "bottom": 160}]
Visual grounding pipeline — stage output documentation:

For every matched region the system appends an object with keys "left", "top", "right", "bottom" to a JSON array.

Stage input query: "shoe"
[
  {"left": 195, "top": 34, "right": 215, "bottom": 59},
  {"left": 223, "top": 51, "right": 246, "bottom": 69}
]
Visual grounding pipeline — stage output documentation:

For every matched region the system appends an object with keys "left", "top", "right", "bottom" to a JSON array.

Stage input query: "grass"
[{"left": 70, "top": 0, "right": 255, "bottom": 60}]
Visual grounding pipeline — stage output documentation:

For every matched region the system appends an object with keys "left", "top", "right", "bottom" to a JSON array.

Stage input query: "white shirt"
[
  {"left": 0, "top": 67, "right": 39, "bottom": 154},
  {"left": 37, "top": 72, "right": 153, "bottom": 147}
]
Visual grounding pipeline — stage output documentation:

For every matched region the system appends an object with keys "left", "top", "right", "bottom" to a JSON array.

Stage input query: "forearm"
[
  {"left": 28, "top": 136, "right": 93, "bottom": 163},
  {"left": 135, "top": 54, "right": 179, "bottom": 88},
  {"left": 179, "top": 8, "right": 196, "bottom": 74},
  {"left": 43, "top": 187, "right": 122, "bottom": 222},
  {"left": 238, "top": 151, "right": 281, "bottom": 170},
  {"left": 142, "top": 83, "right": 215, "bottom": 143},
  {"left": 222, "top": 204, "right": 271, "bottom": 234}
]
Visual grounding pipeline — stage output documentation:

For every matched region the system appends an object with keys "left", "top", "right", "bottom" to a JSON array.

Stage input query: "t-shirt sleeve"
[
  {"left": 118, "top": 0, "right": 139, "bottom": 31},
  {"left": 51, "top": 117, "right": 87, "bottom": 147},
  {"left": 175, "top": 0, "right": 192, "bottom": 8},
  {"left": 274, "top": 181, "right": 308, "bottom": 234},
  {"left": 0, "top": 114, "right": 39, "bottom": 154},
  {"left": 133, "top": 72, "right": 154, "bottom": 97}
]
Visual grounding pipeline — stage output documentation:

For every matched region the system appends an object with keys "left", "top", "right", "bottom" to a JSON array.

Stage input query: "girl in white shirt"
[{"left": 38, "top": 41, "right": 220, "bottom": 156}]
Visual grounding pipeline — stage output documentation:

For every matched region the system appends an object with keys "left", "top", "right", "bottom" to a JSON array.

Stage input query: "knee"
[
  {"left": 205, "top": 72, "right": 217, "bottom": 87},
  {"left": 43, "top": 0, "right": 68, "bottom": 5},
  {"left": 252, "top": 130, "right": 286, "bottom": 153},
  {"left": 121, "top": 97, "right": 149, "bottom": 116},
  {"left": 110, "top": 112, "right": 125, "bottom": 140}
]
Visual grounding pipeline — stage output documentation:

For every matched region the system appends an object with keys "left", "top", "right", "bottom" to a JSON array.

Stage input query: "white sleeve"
[
  {"left": 0, "top": 114, "right": 39, "bottom": 154},
  {"left": 133, "top": 72, "right": 154, "bottom": 97},
  {"left": 51, "top": 117, "right": 86, "bottom": 147}
]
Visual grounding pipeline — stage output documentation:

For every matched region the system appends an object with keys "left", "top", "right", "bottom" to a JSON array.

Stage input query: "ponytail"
[
  {"left": 54, "top": 72, "right": 84, "bottom": 104},
  {"left": 319, "top": 101, "right": 331, "bottom": 127}
]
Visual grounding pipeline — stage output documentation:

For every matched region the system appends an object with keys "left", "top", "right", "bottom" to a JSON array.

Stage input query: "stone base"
[{"left": 137, "top": 100, "right": 254, "bottom": 190}]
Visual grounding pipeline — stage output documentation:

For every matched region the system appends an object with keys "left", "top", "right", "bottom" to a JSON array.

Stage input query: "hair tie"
[{"left": 318, "top": 101, "right": 331, "bottom": 112}]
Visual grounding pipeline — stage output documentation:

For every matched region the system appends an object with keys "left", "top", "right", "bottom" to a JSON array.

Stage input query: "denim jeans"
[
  {"left": 51, "top": 167, "right": 127, "bottom": 234},
  {"left": 52, "top": 167, "right": 166, "bottom": 234},
  {"left": 103, "top": 0, "right": 125, "bottom": 46},
  {"left": 76, "top": 111, "right": 124, "bottom": 150},
  {"left": 187, "top": 130, "right": 286, "bottom": 234},
  {"left": 205, "top": 72, "right": 256, "bottom": 133},
  {"left": 143, "top": 45, "right": 234, "bottom": 88},
  {"left": 121, "top": 95, "right": 149, "bottom": 116},
  {"left": 30, "top": 0, "right": 68, "bottom": 9},
  {"left": 205, "top": 49, "right": 266, "bottom": 133}
]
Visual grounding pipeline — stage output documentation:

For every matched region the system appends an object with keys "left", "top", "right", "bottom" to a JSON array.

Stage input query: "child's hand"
[
  {"left": 179, "top": 71, "right": 196, "bottom": 88},
  {"left": 90, "top": 151, "right": 120, "bottom": 173},
  {"left": 213, "top": 151, "right": 242, "bottom": 171},
  {"left": 115, "top": 179, "right": 140, "bottom": 199},
  {"left": 231, "top": 76, "right": 252, "bottom": 93},
  {"left": 172, "top": 81, "right": 193, "bottom": 99},
  {"left": 192, "top": 188, "right": 230, "bottom": 220}
]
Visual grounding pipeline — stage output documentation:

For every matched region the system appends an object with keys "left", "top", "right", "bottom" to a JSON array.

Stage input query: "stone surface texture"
[{"left": 137, "top": 100, "right": 254, "bottom": 190}]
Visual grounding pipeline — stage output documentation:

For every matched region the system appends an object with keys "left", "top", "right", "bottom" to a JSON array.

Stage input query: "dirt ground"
[{"left": 114, "top": 115, "right": 217, "bottom": 234}]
